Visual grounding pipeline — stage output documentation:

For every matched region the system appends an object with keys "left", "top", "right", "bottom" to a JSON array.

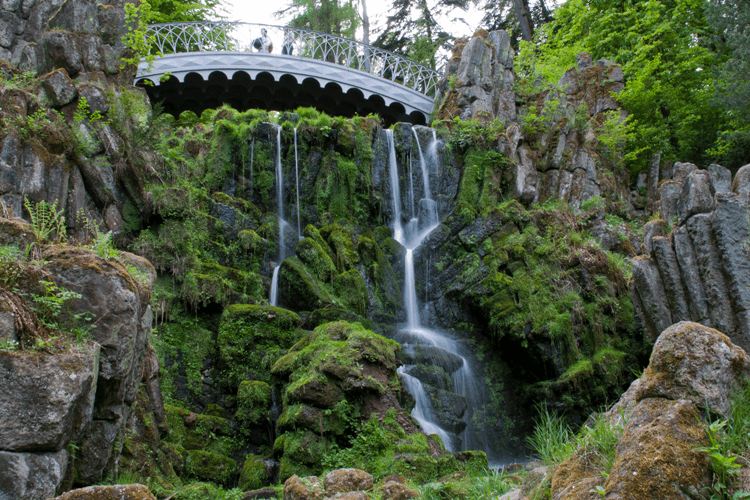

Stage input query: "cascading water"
[
  {"left": 294, "top": 127, "right": 301, "bottom": 240},
  {"left": 270, "top": 126, "right": 287, "bottom": 306},
  {"left": 389, "top": 127, "right": 500, "bottom": 460}
]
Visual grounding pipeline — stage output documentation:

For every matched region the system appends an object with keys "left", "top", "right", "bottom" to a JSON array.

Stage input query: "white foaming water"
[
  {"left": 386, "top": 129, "right": 404, "bottom": 244},
  {"left": 270, "top": 265, "right": 280, "bottom": 306},
  {"left": 294, "top": 127, "right": 301, "bottom": 240},
  {"left": 270, "top": 126, "right": 288, "bottom": 306},
  {"left": 399, "top": 366, "right": 455, "bottom": 449},
  {"left": 275, "top": 126, "right": 285, "bottom": 258}
]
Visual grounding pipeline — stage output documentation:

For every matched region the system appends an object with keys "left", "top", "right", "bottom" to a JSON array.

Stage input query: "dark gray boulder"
[
  {"left": 0, "top": 347, "right": 99, "bottom": 452},
  {"left": 0, "top": 449, "right": 68, "bottom": 500}
]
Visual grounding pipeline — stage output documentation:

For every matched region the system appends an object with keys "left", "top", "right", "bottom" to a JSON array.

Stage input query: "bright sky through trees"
[{"left": 224, "top": 0, "right": 484, "bottom": 40}]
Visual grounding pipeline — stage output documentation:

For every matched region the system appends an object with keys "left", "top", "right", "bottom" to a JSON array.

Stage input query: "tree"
[
  {"left": 374, "top": 0, "right": 467, "bottom": 69},
  {"left": 277, "top": 0, "right": 360, "bottom": 38},
  {"left": 480, "top": 0, "right": 553, "bottom": 47},
  {"left": 142, "top": 0, "right": 224, "bottom": 24},
  {"left": 705, "top": 0, "right": 750, "bottom": 168},
  {"left": 528, "top": 0, "right": 726, "bottom": 172}
]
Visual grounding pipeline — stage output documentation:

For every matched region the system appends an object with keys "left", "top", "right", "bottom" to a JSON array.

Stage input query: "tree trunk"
[
  {"left": 361, "top": 0, "right": 371, "bottom": 72},
  {"left": 513, "top": 0, "right": 534, "bottom": 41}
]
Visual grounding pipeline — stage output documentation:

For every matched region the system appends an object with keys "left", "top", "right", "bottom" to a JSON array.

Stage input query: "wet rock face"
[{"left": 631, "top": 163, "right": 750, "bottom": 349}]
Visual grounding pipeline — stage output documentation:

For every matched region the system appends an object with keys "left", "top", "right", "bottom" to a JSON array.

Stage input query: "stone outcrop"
[
  {"left": 50, "top": 484, "right": 157, "bottom": 500},
  {"left": 546, "top": 321, "right": 742, "bottom": 500},
  {"left": 0, "top": 236, "right": 161, "bottom": 497},
  {"left": 436, "top": 31, "right": 629, "bottom": 211},
  {"left": 631, "top": 162, "right": 750, "bottom": 350},
  {"left": 0, "top": 0, "right": 149, "bottom": 237}
]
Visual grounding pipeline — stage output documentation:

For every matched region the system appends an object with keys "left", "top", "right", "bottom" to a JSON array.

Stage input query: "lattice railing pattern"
[{"left": 144, "top": 22, "right": 441, "bottom": 97}]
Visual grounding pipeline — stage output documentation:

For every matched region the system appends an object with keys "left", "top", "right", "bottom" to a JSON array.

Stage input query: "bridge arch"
[{"left": 136, "top": 23, "right": 440, "bottom": 124}]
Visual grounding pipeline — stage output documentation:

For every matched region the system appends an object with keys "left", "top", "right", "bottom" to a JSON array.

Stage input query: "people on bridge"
[
  {"left": 252, "top": 28, "right": 273, "bottom": 53},
  {"left": 282, "top": 29, "right": 294, "bottom": 55}
]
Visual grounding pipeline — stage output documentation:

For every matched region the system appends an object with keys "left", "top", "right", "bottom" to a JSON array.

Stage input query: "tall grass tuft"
[{"left": 527, "top": 405, "right": 576, "bottom": 465}]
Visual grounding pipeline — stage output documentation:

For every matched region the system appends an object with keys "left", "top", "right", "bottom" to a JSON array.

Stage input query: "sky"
[{"left": 223, "top": 0, "right": 485, "bottom": 42}]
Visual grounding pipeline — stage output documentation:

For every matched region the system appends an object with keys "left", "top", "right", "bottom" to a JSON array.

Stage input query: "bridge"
[{"left": 135, "top": 22, "right": 441, "bottom": 125}]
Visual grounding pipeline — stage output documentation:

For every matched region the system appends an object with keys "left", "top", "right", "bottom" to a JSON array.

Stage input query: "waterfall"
[
  {"left": 270, "top": 125, "right": 285, "bottom": 307},
  {"left": 389, "top": 126, "right": 500, "bottom": 460},
  {"left": 294, "top": 127, "right": 301, "bottom": 240},
  {"left": 386, "top": 129, "right": 403, "bottom": 243}
]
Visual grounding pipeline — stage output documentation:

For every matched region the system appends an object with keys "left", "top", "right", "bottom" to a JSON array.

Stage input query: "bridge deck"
[{"left": 135, "top": 22, "right": 440, "bottom": 124}]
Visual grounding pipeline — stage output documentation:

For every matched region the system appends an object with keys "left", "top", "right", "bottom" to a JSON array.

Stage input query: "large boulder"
[
  {"left": 0, "top": 449, "right": 68, "bottom": 500},
  {"left": 324, "top": 468, "right": 373, "bottom": 496},
  {"left": 283, "top": 475, "right": 325, "bottom": 500},
  {"left": 50, "top": 484, "right": 157, "bottom": 500},
  {"left": 44, "top": 246, "right": 150, "bottom": 419},
  {"left": 603, "top": 398, "right": 710, "bottom": 499},
  {"left": 635, "top": 322, "right": 750, "bottom": 417}
]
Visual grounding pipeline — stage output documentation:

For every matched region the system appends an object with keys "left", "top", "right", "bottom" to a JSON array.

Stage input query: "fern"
[{"left": 23, "top": 196, "right": 67, "bottom": 243}]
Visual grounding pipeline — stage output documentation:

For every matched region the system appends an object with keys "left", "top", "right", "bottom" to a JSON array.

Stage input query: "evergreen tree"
[
  {"left": 277, "top": 0, "right": 360, "bottom": 38},
  {"left": 374, "top": 0, "right": 467, "bottom": 68}
]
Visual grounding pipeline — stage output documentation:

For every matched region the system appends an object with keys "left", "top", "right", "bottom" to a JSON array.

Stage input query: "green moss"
[
  {"left": 238, "top": 455, "right": 269, "bottom": 491},
  {"left": 277, "top": 429, "right": 331, "bottom": 465},
  {"left": 332, "top": 269, "right": 368, "bottom": 316},
  {"left": 296, "top": 237, "right": 336, "bottom": 282},
  {"left": 278, "top": 257, "right": 335, "bottom": 311},
  {"left": 278, "top": 456, "right": 318, "bottom": 483},
  {"left": 235, "top": 380, "right": 272, "bottom": 427},
  {"left": 218, "top": 304, "right": 301, "bottom": 386},
  {"left": 182, "top": 261, "right": 263, "bottom": 309},
  {"left": 185, "top": 450, "right": 237, "bottom": 485}
]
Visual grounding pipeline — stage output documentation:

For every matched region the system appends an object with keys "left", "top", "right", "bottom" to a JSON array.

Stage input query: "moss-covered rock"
[
  {"left": 297, "top": 237, "right": 337, "bottom": 283},
  {"left": 185, "top": 449, "right": 237, "bottom": 485},
  {"left": 217, "top": 304, "right": 300, "bottom": 386},
  {"left": 235, "top": 380, "right": 273, "bottom": 428},
  {"left": 238, "top": 455, "right": 271, "bottom": 491},
  {"left": 279, "top": 257, "right": 335, "bottom": 311},
  {"left": 333, "top": 269, "right": 368, "bottom": 316},
  {"left": 182, "top": 261, "right": 263, "bottom": 308}
]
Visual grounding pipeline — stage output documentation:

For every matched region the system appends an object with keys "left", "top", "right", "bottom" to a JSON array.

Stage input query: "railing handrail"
[{"left": 143, "top": 21, "right": 442, "bottom": 97}]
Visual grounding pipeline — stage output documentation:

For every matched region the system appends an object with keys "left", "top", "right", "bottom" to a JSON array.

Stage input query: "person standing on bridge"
[
  {"left": 282, "top": 29, "right": 294, "bottom": 55},
  {"left": 253, "top": 28, "right": 273, "bottom": 53}
]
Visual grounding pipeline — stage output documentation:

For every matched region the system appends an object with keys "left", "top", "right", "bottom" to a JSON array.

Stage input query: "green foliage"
[
  {"left": 527, "top": 0, "right": 726, "bottom": 171},
  {"left": 698, "top": 382, "right": 750, "bottom": 499},
  {"left": 23, "top": 196, "right": 66, "bottom": 243},
  {"left": 31, "top": 280, "right": 82, "bottom": 330},
  {"left": 0, "top": 245, "right": 21, "bottom": 290},
  {"left": 529, "top": 404, "right": 625, "bottom": 481},
  {"left": 285, "top": 0, "right": 360, "bottom": 38}
]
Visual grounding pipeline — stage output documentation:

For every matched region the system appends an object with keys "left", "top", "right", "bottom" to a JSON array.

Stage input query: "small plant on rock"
[{"left": 24, "top": 196, "right": 67, "bottom": 243}]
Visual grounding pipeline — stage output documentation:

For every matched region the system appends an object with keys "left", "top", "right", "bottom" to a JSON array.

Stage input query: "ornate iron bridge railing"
[{"left": 143, "top": 22, "right": 442, "bottom": 98}]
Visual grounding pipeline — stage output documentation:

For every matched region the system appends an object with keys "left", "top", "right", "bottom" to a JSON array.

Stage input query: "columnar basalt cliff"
[{"left": 631, "top": 162, "right": 750, "bottom": 352}]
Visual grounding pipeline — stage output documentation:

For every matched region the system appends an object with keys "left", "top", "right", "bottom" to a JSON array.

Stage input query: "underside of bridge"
[{"left": 137, "top": 71, "right": 429, "bottom": 126}]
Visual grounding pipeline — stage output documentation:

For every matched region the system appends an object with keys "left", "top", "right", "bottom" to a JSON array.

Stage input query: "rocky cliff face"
[
  {"left": 0, "top": 226, "right": 161, "bottom": 498},
  {"left": 435, "top": 31, "right": 629, "bottom": 213},
  {"left": 0, "top": 0, "right": 148, "bottom": 238},
  {"left": 631, "top": 162, "right": 750, "bottom": 352}
]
